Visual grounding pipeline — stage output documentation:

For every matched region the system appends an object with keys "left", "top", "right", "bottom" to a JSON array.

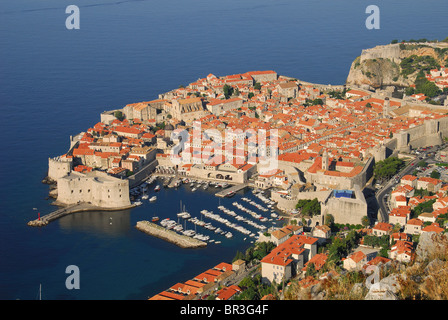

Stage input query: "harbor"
[{"left": 129, "top": 174, "right": 284, "bottom": 247}]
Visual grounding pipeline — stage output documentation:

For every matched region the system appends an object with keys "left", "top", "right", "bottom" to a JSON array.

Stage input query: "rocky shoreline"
[{"left": 136, "top": 220, "right": 207, "bottom": 249}]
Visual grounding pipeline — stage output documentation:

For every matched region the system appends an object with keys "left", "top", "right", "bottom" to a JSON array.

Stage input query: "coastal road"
[{"left": 375, "top": 145, "right": 440, "bottom": 223}]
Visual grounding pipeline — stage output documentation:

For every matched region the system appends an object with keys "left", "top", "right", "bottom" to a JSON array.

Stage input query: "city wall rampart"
[{"left": 396, "top": 118, "right": 448, "bottom": 152}]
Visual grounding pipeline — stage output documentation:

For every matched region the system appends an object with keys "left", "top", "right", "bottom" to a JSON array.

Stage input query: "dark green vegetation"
[
  {"left": 405, "top": 70, "right": 442, "bottom": 99},
  {"left": 234, "top": 274, "right": 276, "bottom": 300},
  {"left": 303, "top": 98, "right": 324, "bottom": 107},
  {"left": 327, "top": 89, "right": 347, "bottom": 100},
  {"left": 373, "top": 157, "right": 404, "bottom": 181},
  {"left": 430, "top": 170, "right": 441, "bottom": 179},
  {"left": 362, "top": 234, "right": 390, "bottom": 258},
  {"left": 223, "top": 84, "right": 234, "bottom": 99},
  {"left": 114, "top": 110, "right": 124, "bottom": 121},
  {"left": 232, "top": 241, "right": 276, "bottom": 264},
  {"left": 326, "top": 230, "right": 361, "bottom": 264},
  {"left": 296, "top": 198, "right": 321, "bottom": 217},
  {"left": 400, "top": 55, "right": 439, "bottom": 78},
  {"left": 411, "top": 199, "right": 436, "bottom": 219}
]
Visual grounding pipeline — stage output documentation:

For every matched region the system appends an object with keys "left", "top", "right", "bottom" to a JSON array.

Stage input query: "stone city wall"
[{"left": 56, "top": 171, "right": 131, "bottom": 208}]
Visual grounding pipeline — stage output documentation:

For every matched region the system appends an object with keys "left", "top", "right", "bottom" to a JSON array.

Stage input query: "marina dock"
[{"left": 215, "top": 183, "right": 248, "bottom": 198}]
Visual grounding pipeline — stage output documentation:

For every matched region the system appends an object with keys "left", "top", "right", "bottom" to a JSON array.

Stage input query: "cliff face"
[{"left": 346, "top": 42, "right": 448, "bottom": 88}]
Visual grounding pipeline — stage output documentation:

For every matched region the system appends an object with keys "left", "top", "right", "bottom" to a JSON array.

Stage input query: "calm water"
[{"left": 0, "top": 0, "right": 447, "bottom": 300}]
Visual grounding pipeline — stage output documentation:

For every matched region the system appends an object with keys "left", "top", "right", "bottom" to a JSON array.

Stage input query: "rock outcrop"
[
  {"left": 415, "top": 231, "right": 448, "bottom": 262},
  {"left": 346, "top": 42, "right": 448, "bottom": 88}
]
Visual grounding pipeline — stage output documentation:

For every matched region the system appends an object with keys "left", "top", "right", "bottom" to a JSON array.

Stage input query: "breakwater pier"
[
  {"left": 27, "top": 202, "right": 136, "bottom": 227},
  {"left": 135, "top": 220, "right": 207, "bottom": 249}
]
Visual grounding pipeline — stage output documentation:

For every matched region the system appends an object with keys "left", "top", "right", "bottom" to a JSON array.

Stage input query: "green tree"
[
  {"left": 296, "top": 198, "right": 321, "bottom": 216},
  {"left": 232, "top": 250, "right": 245, "bottom": 262},
  {"left": 411, "top": 199, "right": 436, "bottom": 218},
  {"left": 373, "top": 157, "right": 404, "bottom": 181},
  {"left": 324, "top": 214, "right": 335, "bottom": 226},
  {"left": 361, "top": 216, "right": 370, "bottom": 227},
  {"left": 305, "top": 262, "right": 316, "bottom": 277},
  {"left": 430, "top": 170, "right": 441, "bottom": 179},
  {"left": 254, "top": 82, "right": 262, "bottom": 90},
  {"left": 417, "top": 160, "right": 427, "bottom": 167},
  {"left": 114, "top": 110, "right": 124, "bottom": 121},
  {"left": 223, "top": 84, "right": 234, "bottom": 99},
  {"left": 304, "top": 98, "right": 323, "bottom": 106}
]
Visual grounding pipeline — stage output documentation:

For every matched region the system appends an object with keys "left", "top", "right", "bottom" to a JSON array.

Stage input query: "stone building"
[
  {"left": 171, "top": 97, "right": 209, "bottom": 124},
  {"left": 122, "top": 99, "right": 168, "bottom": 122},
  {"left": 206, "top": 97, "right": 243, "bottom": 115},
  {"left": 48, "top": 155, "right": 73, "bottom": 181},
  {"left": 56, "top": 171, "right": 131, "bottom": 208},
  {"left": 277, "top": 82, "right": 298, "bottom": 98},
  {"left": 321, "top": 187, "right": 367, "bottom": 225},
  {"left": 260, "top": 234, "right": 317, "bottom": 284},
  {"left": 245, "top": 70, "right": 278, "bottom": 83}
]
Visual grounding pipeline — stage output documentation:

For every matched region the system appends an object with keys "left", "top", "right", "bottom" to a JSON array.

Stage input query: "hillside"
[
  {"left": 283, "top": 232, "right": 448, "bottom": 300},
  {"left": 346, "top": 41, "right": 448, "bottom": 89}
]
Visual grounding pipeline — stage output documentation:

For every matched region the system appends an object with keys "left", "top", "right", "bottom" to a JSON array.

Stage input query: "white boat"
[
  {"left": 141, "top": 194, "right": 149, "bottom": 200},
  {"left": 182, "top": 229, "right": 196, "bottom": 237},
  {"left": 215, "top": 241, "right": 221, "bottom": 244},
  {"left": 160, "top": 218, "right": 170, "bottom": 226},
  {"left": 149, "top": 196, "right": 157, "bottom": 202},
  {"left": 134, "top": 201, "right": 143, "bottom": 206},
  {"left": 192, "top": 187, "right": 197, "bottom": 192},
  {"left": 177, "top": 211, "right": 191, "bottom": 219}
]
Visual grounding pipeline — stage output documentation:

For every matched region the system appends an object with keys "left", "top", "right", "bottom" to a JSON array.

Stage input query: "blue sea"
[{"left": 0, "top": 0, "right": 447, "bottom": 300}]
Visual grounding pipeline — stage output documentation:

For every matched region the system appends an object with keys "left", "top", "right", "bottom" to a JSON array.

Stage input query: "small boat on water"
[
  {"left": 226, "top": 191, "right": 235, "bottom": 198},
  {"left": 192, "top": 187, "right": 197, "bottom": 192},
  {"left": 177, "top": 212, "right": 191, "bottom": 219},
  {"left": 150, "top": 196, "right": 157, "bottom": 202},
  {"left": 134, "top": 201, "right": 143, "bottom": 206},
  {"left": 141, "top": 194, "right": 149, "bottom": 200},
  {"left": 154, "top": 185, "right": 161, "bottom": 192},
  {"left": 152, "top": 216, "right": 159, "bottom": 222}
]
